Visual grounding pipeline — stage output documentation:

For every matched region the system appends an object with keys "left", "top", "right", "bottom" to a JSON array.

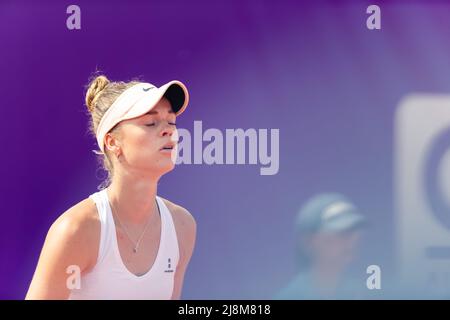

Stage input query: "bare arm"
[{"left": 25, "top": 202, "right": 98, "bottom": 300}]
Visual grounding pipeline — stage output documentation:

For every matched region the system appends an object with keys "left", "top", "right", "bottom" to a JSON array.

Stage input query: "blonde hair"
[{"left": 85, "top": 74, "right": 141, "bottom": 190}]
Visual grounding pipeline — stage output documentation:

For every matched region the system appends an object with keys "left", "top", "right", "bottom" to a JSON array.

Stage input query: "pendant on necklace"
[{"left": 133, "top": 247, "right": 138, "bottom": 253}]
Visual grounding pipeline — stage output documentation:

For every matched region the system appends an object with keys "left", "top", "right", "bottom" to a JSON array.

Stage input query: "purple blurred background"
[{"left": 2, "top": 0, "right": 450, "bottom": 299}]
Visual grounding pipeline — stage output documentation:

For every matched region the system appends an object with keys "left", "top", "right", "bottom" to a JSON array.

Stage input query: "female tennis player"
[{"left": 26, "top": 75, "right": 197, "bottom": 299}]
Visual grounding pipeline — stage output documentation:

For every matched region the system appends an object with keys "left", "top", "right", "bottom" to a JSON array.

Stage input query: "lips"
[{"left": 160, "top": 141, "right": 176, "bottom": 151}]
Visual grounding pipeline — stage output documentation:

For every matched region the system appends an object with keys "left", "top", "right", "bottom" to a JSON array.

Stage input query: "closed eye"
[{"left": 145, "top": 122, "right": 176, "bottom": 127}]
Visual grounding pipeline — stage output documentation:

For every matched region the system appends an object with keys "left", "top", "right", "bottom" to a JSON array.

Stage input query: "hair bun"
[{"left": 85, "top": 75, "right": 110, "bottom": 113}]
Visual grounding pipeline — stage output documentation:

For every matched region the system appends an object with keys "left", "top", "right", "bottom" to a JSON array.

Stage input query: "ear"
[{"left": 104, "top": 131, "right": 122, "bottom": 154}]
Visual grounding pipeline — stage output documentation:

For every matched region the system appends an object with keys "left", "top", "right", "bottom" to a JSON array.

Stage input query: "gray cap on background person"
[{"left": 295, "top": 193, "right": 367, "bottom": 234}]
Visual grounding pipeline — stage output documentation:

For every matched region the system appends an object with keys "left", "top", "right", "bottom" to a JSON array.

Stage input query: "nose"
[{"left": 160, "top": 123, "right": 175, "bottom": 137}]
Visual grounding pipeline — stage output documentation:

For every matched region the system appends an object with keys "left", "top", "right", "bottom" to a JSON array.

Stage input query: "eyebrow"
[{"left": 144, "top": 109, "right": 175, "bottom": 116}]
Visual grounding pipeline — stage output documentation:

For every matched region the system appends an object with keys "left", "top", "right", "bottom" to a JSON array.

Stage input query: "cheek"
[{"left": 122, "top": 128, "right": 159, "bottom": 155}]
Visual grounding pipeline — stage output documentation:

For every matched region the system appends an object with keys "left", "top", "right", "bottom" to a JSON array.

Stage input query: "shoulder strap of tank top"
[
  {"left": 88, "top": 190, "right": 111, "bottom": 266},
  {"left": 155, "top": 196, "right": 180, "bottom": 263}
]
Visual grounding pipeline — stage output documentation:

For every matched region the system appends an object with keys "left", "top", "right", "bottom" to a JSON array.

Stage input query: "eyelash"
[{"left": 145, "top": 122, "right": 176, "bottom": 127}]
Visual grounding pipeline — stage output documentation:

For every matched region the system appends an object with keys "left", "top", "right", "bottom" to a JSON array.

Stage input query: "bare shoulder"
[
  {"left": 51, "top": 197, "right": 99, "bottom": 238},
  {"left": 46, "top": 197, "right": 100, "bottom": 270},
  {"left": 160, "top": 197, "right": 196, "bottom": 231},
  {"left": 26, "top": 198, "right": 100, "bottom": 299}
]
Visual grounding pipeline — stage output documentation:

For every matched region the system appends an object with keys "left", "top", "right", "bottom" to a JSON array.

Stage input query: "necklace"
[{"left": 110, "top": 199, "right": 160, "bottom": 253}]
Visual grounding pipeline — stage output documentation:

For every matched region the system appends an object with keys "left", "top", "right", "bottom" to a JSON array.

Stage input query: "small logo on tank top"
[{"left": 164, "top": 258, "right": 174, "bottom": 273}]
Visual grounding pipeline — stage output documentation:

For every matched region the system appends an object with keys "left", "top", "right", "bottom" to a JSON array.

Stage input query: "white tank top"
[{"left": 69, "top": 189, "right": 180, "bottom": 300}]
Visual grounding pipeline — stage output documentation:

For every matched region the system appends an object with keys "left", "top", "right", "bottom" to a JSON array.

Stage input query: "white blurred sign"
[{"left": 396, "top": 94, "right": 450, "bottom": 297}]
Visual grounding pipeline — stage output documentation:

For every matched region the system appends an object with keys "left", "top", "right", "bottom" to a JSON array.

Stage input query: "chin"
[
  {"left": 134, "top": 157, "right": 176, "bottom": 178},
  {"left": 157, "top": 160, "right": 176, "bottom": 175},
  {"left": 163, "top": 163, "right": 176, "bottom": 174}
]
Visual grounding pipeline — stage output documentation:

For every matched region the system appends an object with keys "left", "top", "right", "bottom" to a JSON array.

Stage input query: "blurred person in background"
[{"left": 275, "top": 193, "right": 367, "bottom": 299}]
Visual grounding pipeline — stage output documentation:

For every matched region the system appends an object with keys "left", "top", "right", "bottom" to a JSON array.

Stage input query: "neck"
[{"left": 106, "top": 169, "right": 160, "bottom": 225}]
